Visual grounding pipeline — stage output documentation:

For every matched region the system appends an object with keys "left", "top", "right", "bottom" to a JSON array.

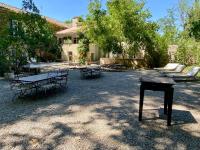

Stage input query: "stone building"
[{"left": 56, "top": 17, "right": 101, "bottom": 63}]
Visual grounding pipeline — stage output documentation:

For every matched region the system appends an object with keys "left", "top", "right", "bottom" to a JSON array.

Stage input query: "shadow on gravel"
[{"left": 0, "top": 70, "right": 199, "bottom": 149}]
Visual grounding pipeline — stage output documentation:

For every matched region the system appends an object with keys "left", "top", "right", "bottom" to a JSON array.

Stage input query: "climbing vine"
[{"left": 78, "top": 33, "right": 90, "bottom": 64}]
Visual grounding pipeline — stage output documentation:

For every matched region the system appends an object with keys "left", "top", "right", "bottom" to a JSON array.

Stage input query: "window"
[
  {"left": 64, "top": 37, "right": 72, "bottom": 44},
  {"left": 73, "top": 37, "right": 78, "bottom": 44},
  {"left": 59, "top": 38, "right": 63, "bottom": 44}
]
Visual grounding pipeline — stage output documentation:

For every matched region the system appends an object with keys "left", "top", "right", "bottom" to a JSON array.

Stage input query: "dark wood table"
[{"left": 139, "top": 76, "right": 176, "bottom": 126}]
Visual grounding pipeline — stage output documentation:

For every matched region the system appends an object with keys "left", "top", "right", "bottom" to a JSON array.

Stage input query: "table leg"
[
  {"left": 164, "top": 90, "right": 168, "bottom": 115},
  {"left": 139, "top": 85, "right": 144, "bottom": 121},
  {"left": 167, "top": 87, "right": 174, "bottom": 126}
]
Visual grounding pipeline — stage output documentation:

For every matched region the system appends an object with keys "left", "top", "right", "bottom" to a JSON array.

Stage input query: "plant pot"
[{"left": 4, "top": 72, "right": 15, "bottom": 80}]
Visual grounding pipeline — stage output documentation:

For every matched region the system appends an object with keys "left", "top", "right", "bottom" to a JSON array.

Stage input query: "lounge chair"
[
  {"left": 154, "top": 63, "right": 180, "bottom": 71},
  {"left": 165, "top": 67, "right": 200, "bottom": 81},
  {"left": 161, "top": 65, "right": 186, "bottom": 74}
]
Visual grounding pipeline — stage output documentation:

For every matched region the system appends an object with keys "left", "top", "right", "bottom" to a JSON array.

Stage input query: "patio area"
[{"left": 0, "top": 70, "right": 199, "bottom": 149}]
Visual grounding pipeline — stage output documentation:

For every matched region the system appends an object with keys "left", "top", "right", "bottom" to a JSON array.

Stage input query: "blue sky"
[{"left": 0, "top": 0, "right": 191, "bottom": 22}]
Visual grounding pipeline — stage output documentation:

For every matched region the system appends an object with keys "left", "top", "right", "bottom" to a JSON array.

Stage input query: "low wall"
[
  {"left": 100, "top": 58, "right": 116, "bottom": 65},
  {"left": 100, "top": 58, "right": 145, "bottom": 68}
]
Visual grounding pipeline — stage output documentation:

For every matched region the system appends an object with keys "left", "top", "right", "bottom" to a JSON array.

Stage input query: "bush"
[
  {"left": 175, "top": 38, "right": 200, "bottom": 65},
  {"left": 78, "top": 35, "right": 90, "bottom": 64},
  {"left": 145, "top": 35, "right": 169, "bottom": 68},
  {"left": 0, "top": 57, "right": 10, "bottom": 76}
]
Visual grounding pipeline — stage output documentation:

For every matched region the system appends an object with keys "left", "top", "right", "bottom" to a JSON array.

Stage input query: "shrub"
[
  {"left": 145, "top": 34, "right": 169, "bottom": 68},
  {"left": 0, "top": 57, "right": 10, "bottom": 76},
  {"left": 78, "top": 34, "right": 90, "bottom": 64},
  {"left": 175, "top": 38, "right": 200, "bottom": 65}
]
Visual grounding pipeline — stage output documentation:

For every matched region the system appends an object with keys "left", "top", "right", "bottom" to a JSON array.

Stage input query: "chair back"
[
  {"left": 47, "top": 70, "right": 58, "bottom": 78},
  {"left": 164, "top": 63, "right": 180, "bottom": 70},
  {"left": 187, "top": 67, "right": 200, "bottom": 76},
  {"left": 175, "top": 65, "right": 186, "bottom": 72}
]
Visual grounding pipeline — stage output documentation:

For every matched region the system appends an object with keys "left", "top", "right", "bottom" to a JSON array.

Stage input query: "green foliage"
[
  {"left": 7, "top": 12, "right": 61, "bottom": 63},
  {"left": 0, "top": 1, "right": 61, "bottom": 75},
  {"left": 22, "top": 0, "right": 40, "bottom": 13},
  {"left": 178, "top": 0, "right": 190, "bottom": 28},
  {"left": 78, "top": 33, "right": 90, "bottom": 64},
  {"left": 144, "top": 31, "right": 169, "bottom": 68},
  {"left": 84, "top": 0, "right": 115, "bottom": 54},
  {"left": 175, "top": 38, "right": 200, "bottom": 65},
  {"left": 189, "top": 20, "right": 200, "bottom": 40},
  {"left": 84, "top": 0, "right": 167, "bottom": 67},
  {"left": 158, "top": 8, "right": 178, "bottom": 45},
  {"left": 173, "top": 0, "right": 200, "bottom": 66},
  {"left": 187, "top": 0, "right": 200, "bottom": 40},
  {"left": 107, "top": 0, "right": 151, "bottom": 58}
]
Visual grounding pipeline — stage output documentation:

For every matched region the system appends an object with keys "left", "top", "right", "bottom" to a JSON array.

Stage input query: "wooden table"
[{"left": 139, "top": 76, "right": 176, "bottom": 126}]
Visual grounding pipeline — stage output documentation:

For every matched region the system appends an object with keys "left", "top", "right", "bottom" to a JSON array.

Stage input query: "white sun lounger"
[
  {"left": 161, "top": 65, "right": 186, "bottom": 74},
  {"left": 165, "top": 67, "right": 200, "bottom": 81},
  {"left": 154, "top": 63, "right": 180, "bottom": 71}
]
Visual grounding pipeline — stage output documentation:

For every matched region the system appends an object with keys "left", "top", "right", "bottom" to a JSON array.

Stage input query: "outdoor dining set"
[
  {"left": 10, "top": 69, "right": 69, "bottom": 99},
  {"left": 80, "top": 64, "right": 101, "bottom": 79},
  {"left": 10, "top": 63, "right": 103, "bottom": 99}
]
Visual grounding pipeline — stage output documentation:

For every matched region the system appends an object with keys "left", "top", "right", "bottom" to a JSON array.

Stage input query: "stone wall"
[{"left": 100, "top": 58, "right": 145, "bottom": 68}]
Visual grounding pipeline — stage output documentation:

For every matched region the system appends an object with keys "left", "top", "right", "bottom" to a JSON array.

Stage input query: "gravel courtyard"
[{"left": 0, "top": 70, "right": 199, "bottom": 150}]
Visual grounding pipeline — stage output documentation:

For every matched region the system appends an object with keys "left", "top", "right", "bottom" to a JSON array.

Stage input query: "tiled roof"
[
  {"left": 56, "top": 26, "right": 81, "bottom": 36},
  {"left": 0, "top": 2, "right": 68, "bottom": 29}
]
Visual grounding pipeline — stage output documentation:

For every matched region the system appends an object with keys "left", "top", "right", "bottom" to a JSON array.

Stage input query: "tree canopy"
[
  {"left": 83, "top": 0, "right": 168, "bottom": 67},
  {"left": 0, "top": 0, "right": 61, "bottom": 75}
]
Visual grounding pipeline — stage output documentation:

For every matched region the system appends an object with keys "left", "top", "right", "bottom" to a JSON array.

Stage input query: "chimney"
[{"left": 72, "top": 17, "right": 79, "bottom": 27}]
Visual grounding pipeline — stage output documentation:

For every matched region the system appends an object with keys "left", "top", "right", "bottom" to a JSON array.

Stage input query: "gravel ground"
[{"left": 0, "top": 70, "right": 199, "bottom": 150}]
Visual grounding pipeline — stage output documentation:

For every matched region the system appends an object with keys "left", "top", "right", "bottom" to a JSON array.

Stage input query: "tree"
[
  {"left": 78, "top": 33, "right": 90, "bottom": 64},
  {"left": 187, "top": 0, "right": 200, "bottom": 40},
  {"left": 83, "top": 0, "right": 118, "bottom": 56},
  {"left": 178, "top": 0, "right": 190, "bottom": 29},
  {"left": 22, "top": 0, "right": 40, "bottom": 13},
  {"left": 0, "top": 0, "right": 61, "bottom": 75},
  {"left": 18, "top": 0, "right": 61, "bottom": 61},
  {"left": 107, "top": 0, "right": 151, "bottom": 59},
  {"left": 158, "top": 8, "right": 178, "bottom": 45},
  {"left": 84, "top": 0, "right": 168, "bottom": 67}
]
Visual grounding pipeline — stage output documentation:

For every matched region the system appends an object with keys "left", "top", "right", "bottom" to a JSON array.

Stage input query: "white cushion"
[
  {"left": 164, "top": 63, "right": 180, "bottom": 70},
  {"left": 175, "top": 65, "right": 185, "bottom": 72},
  {"left": 187, "top": 67, "right": 200, "bottom": 76}
]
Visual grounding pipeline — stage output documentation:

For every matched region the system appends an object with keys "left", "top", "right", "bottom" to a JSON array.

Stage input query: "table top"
[
  {"left": 23, "top": 62, "right": 69, "bottom": 69},
  {"left": 140, "top": 76, "right": 176, "bottom": 85},
  {"left": 14, "top": 72, "right": 68, "bottom": 83}
]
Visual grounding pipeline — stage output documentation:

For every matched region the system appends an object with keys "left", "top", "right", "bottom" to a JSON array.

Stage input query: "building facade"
[
  {"left": 56, "top": 17, "right": 102, "bottom": 63},
  {"left": 0, "top": 2, "right": 68, "bottom": 34}
]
